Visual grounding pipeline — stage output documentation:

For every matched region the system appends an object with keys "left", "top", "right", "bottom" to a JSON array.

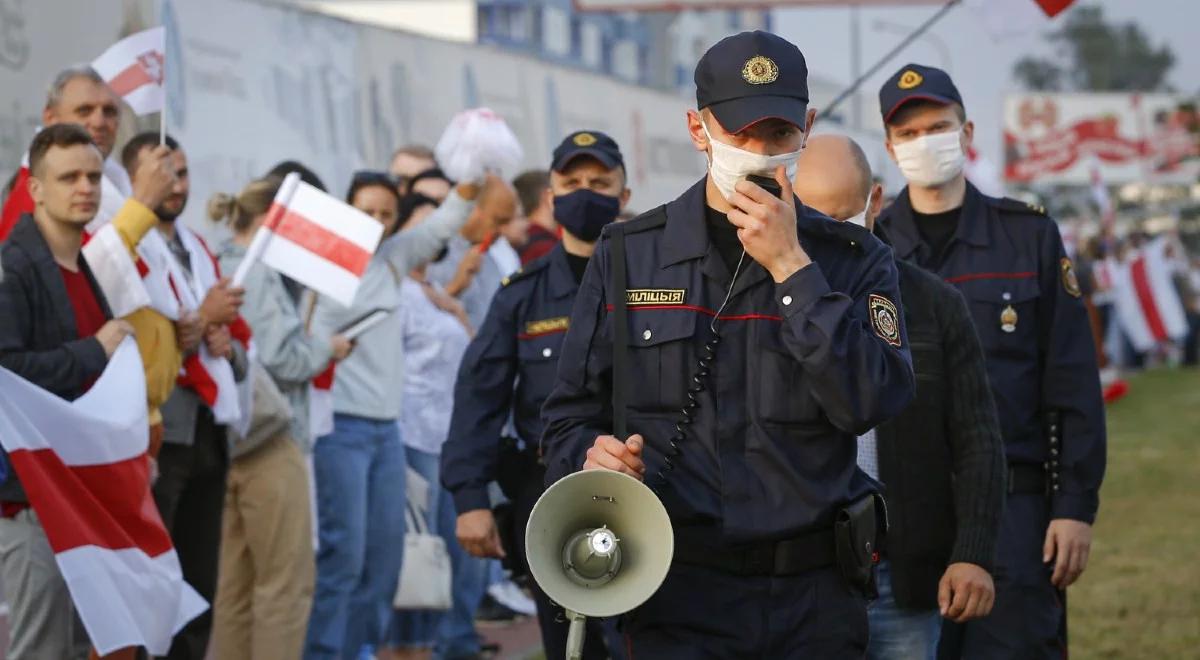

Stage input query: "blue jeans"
[
  {"left": 867, "top": 560, "right": 941, "bottom": 660},
  {"left": 305, "top": 414, "right": 408, "bottom": 660}
]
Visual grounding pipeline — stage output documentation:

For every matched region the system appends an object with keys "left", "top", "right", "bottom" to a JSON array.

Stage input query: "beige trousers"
[{"left": 212, "top": 434, "right": 315, "bottom": 660}]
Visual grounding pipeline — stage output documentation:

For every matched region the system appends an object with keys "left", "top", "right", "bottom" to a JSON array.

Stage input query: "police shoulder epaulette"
[
  {"left": 995, "top": 196, "right": 1047, "bottom": 217},
  {"left": 606, "top": 205, "right": 667, "bottom": 239},
  {"left": 501, "top": 260, "right": 546, "bottom": 287}
]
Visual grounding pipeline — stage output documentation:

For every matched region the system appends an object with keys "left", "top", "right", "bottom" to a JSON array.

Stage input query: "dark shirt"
[
  {"left": 913, "top": 207, "right": 960, "bottom": 268},
  {"left": 565, "top": 252, "right": 589, "bottom": 284},
  {"left": 704, "top": 204, "right": 743, "bottom": 274}
]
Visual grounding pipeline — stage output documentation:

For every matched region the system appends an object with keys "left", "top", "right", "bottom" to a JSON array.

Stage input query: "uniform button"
[
  {"left": 542, "top": 347, "right": 552, "bottom": 358},
  {"left": 1002, "top": 292, "right": 1012, "bottom": 301},
  {"left": 1052, "top": 484, "right": 1060, "bottom": 492},
  {"left": 782, "top": 295, "right": 793, "bottom": 306},
  {"left": 643, "top": 329, "right": 652, "bottom": 341},
  {"left": 1050, "top": 448, "right": 1059, "bottom": 457}
]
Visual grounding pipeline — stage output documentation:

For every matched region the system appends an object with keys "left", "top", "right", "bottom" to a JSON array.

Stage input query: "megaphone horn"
[{"left": 526, "top": 469, "right": 674, "bottom": 660}]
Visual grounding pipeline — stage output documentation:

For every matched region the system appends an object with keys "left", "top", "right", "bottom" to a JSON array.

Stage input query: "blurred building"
[{"left": 475, "top": 1, "right": 770, "bottom": 89}]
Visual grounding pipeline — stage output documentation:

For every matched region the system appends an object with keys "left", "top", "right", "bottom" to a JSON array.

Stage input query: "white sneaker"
[{"left": 487, "top": 579, "right": 537, "bottom": 616}]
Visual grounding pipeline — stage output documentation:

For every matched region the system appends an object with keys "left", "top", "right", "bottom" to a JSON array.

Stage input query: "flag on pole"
[
  {"left": 92, "top": 27, "right": 166, "bottom": 116},
  {"left": 232, "top": 173, "right": 385, "bottom": 307},
  {"left": 0, "top": 340, "right": 207, "bottom": 656},
  {"left": 1112, "top": 237, "right": 1189, "bottom": 353},
  {"left": 965, "top": 0, "right": 1077, "bottom": 39}
]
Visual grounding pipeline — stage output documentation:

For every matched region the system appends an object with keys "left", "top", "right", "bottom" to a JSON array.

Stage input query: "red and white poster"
[
  {"left": 1003, "top": 93, "right": 1200, "bottom": 185},
  {"left": 1003, "top": 93, "right": 1200, "bottom": 186}
]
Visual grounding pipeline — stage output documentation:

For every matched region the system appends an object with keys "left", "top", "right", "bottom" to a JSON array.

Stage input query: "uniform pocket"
[
  {"left": 625, "top": 311, "right": 696, "bottom": 413},
  {"left": 754, "top": 322, "right": 821, "bottom": 425},
  {"left": 959, "top": 278, "right": 1040, "bottom": 361}
]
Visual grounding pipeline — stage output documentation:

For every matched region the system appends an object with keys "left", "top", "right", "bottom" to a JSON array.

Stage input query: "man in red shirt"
[
  {"left": 512, "top": 169, "right": 559, "bottom": 264},
  {"left": 0, "top": 124, "right": 134, "bottom": 659}
]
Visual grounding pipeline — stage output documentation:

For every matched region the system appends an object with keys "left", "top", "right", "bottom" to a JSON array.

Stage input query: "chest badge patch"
[
  {"left": 524, "top": 316, "right": 569, "bottom": 336},
  {"left": 1000, "top": 305, "right": 1018, "bottom": 333},
  {"left": 1060, "top": 257, "right": 1082, "bottom": 298},
  {"left": 869, "top": 294, "right": 902, "bottom": 347},
  {"left": 626, "top": 289, "right": 686, "bottom": 306}
]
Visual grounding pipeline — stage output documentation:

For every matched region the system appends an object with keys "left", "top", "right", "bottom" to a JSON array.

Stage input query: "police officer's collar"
[
  {"left": 546, "top": 243, "right": 578, "bottom": 299},
  {"left": 884, "top": 181, "right": 989, "bottom": 259}
]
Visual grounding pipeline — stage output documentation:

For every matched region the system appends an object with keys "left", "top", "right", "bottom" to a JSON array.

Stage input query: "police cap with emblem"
[
  {"left": 695, "top": 30, "right": 809, "bottom": 134},
  {"left": 879, "top": 63, "right": 964, "bottom": 123},
  {"left": 552, "top": 130, "right": 624, "bottom": 173}
]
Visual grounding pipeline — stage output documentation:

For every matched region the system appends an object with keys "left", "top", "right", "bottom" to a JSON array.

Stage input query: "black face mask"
[{"left": 553, "top": 189, "right": 620, "bottom": 242}]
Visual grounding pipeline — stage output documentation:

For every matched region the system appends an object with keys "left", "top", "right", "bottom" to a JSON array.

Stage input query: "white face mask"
[
  {"left": 845, "top": 188, "right": 874, "bottom": 228},
  {"left": 892, "top": 129, "right": 966, "bottom": 188},
  {"left": 703, "top": 122, "right": 802, "bottom": 203}
]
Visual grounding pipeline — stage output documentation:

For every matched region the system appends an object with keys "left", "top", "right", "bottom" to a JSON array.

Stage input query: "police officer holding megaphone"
[{"left": 535, "top": 31, "right": 916, "bottom": 658}]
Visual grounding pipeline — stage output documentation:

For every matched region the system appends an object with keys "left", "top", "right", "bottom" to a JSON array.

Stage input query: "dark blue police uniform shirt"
[
  {"left": 541, "top": 179, "right": 916, "bottom": 544},
  {"left": 441, "top": 244, "right": 578, "bottom": 514},
  {"left": 879, "top": 182, "right": 1106, "bottom": 523}
]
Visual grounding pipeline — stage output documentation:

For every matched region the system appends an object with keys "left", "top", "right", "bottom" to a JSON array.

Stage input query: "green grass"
[{"left": 1070, "top": 367, "right": 1200, "bottom": 658}]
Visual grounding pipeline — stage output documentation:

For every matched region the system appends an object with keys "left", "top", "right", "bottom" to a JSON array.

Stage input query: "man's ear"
[
  {"left": 869, "top": 182, "right": 884, "bottom": 218},
  {"left": 27, "top": 172, "right": 43, "bottom": 206},
  {"left": 962, "top": 120, "right": 975, "bottom": 153},
  {"left": 619, "top": 187, "right": 632, "bottom": 211},
  {"left": 686, "top": 109, "right": 708, "bottom": 153},
  {"left": 802, "top": 107, "right": 818, "bottom": 144}
]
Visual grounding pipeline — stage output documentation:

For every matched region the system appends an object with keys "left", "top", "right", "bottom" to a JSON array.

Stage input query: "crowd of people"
[{"left": 0, "top": 26, "right": 1157, "bottom": 660}]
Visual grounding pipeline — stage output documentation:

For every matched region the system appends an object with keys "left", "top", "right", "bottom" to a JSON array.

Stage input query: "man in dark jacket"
[
  {"left": 794, "top": 134, "right": 1005, "bottom": 659},
  {"left": 0, "top": 124, "right": 135, "bottom": 659}
]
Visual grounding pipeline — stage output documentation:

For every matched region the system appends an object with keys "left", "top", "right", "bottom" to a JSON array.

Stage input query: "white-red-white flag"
[
  {"left": 0, "top": 340, "right": 207, "bottom": 655},
  {"left": 1112, "top": 237, "right": 1189, "bottom": 353},
  {"left": 232, "top": 173, "right": 385, "bottom": 307},
  {"left": 92, "top": 27, "right": 166, "bottom": 116}
]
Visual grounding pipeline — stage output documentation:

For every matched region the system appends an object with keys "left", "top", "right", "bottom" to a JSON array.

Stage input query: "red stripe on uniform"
[
  {"left": 1130, "top": 256, "right": 1168, "bottom": 341},
  {"left": 107, "top": 61, "right": 155, "bottom": 98},
  {"left": 7, "top": 448, "right": 173, "bottom": 556},
  {"left": 604, "top": 303, "right": 782, "bottom": 322},
  {"left": 945, "top": 271, "right": 1036, "bottom": 284},
  {"left": 265, "top": 203, "right": 372, "bottom": 276}
]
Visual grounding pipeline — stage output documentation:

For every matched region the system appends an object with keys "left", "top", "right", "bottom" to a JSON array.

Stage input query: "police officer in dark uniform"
[
  {"left": 540, "top": 31, "right": 915, "bottom": 658},
  {"left": 875, "top": 64, "right": 1106, "bottom": 659},
  {"left": 441, "top": 131, "right": 631, "bottom": 660}
]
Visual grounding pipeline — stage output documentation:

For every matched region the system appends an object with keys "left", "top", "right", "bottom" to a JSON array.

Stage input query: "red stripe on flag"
[
  {"left": 1130, "top": 256, "right": 1168, "bottom": 341},
  {"left": 0, "top": 166, "right": 33, "bottom": 241},
  {"left": 8, "top": 448, "right": 173, "bottom": 556},
  {"left": 266, "top": 203, "right": 372, "bottom": 277},
  {"left": 108, "top": 61, "right": 155, "bottom": 98},
  {"left": 177, "top": 354, "right": 219, "bottom": 405},
  {"left": 313, "top": 363, "right": 336, "bottom": 390}
]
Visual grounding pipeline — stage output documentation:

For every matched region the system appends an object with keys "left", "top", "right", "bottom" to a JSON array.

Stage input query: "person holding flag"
[
  {"left": 122, "top": 131, "right": 247, "bottom": 660},
  {"left": 0, "top": 124, "right": 189, "bottom": 659}
]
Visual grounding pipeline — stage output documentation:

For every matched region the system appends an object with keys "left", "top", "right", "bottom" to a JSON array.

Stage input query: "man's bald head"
[{"left": 793, "top": 134, "right": 875, "bottom": 223}]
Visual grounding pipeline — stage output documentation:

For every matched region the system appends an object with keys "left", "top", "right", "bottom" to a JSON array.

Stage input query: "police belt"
[
  {"left": 1008, "top": 462, "right": 1050, "bottom": 496},
  {"left": 671, "top": 525, "right": 837, "bottom": 577}
]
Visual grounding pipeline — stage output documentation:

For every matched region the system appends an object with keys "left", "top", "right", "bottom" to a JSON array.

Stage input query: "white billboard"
[{"left": 1003, "top": 93, "right": 1200, "bottom": 185}]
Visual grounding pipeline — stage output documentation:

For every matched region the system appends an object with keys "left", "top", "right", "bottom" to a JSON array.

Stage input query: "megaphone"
[{"left": 526, "top": 469, "right": 674, "bottom": 660}]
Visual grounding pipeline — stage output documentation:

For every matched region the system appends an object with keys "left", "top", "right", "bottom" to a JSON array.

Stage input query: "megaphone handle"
[
  {"left": 610, "top": 225, "right": 630, "bottom": 441},
  {"left": 564, "top": 610, "right": 587, "bottom": 660}
]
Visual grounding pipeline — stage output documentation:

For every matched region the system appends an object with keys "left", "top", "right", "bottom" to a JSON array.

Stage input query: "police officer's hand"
[
  {"left": 583, "top": 434, "right": 645, "bottom": 480},
  {"left": 456, "top": 509, "right": 505, "bottom": 559},
  {"left": 1044, "top": 518, "right": 1092, "bottom": 588},
  {"left": 938, "top": 562, "right": 995, "bottom": 623},
  {"left": 726, "top": 165, "right": 812, "bottom": 283}
]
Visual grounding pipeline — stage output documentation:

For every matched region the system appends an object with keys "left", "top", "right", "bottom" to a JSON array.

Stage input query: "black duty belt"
[
  {"left": 1008, "top": 462, "right": 1049, "bottom": 495},
  {"left": 672, "top": 526, "right": 837, "bottom": 577}
]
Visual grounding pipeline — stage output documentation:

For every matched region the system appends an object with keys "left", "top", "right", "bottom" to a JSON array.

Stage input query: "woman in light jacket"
[{"left": 209, "top": 176, "right": 352, "bottom": 660}]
